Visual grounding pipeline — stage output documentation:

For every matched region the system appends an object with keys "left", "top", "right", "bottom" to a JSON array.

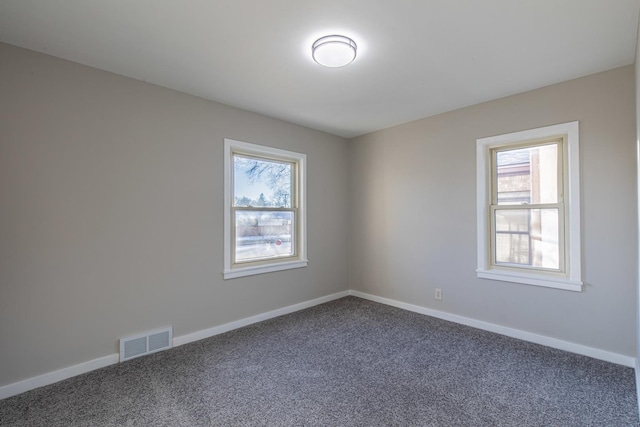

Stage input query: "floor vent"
[{"left": 119, "top": 326, "right": 173, "bottom": 362}]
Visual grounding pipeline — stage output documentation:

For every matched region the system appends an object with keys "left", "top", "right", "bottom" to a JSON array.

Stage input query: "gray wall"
[
  {"left": 0, "top": 42, "right": 350, "bottom": 387},
  {"left": 1, "top": 39, "right": 637, "bottom": 389},
  {"left": 636, "top": 20, "right": 640, "bottom": 370},
  {"left": 349, "top": 65, "right": 638, "bottom": 357}
]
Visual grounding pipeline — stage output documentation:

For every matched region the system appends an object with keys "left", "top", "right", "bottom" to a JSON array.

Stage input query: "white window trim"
[
  {"left": 476, "top": 122, "right": 582, "bottom": 292},
  {"left": 223, "top": 138, "right": 307, "bottom": 279}
]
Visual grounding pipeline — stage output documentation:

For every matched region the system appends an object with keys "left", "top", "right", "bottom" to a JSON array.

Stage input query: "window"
[
  {"left": 223, "top": 139, "right": 307, "bottom": 279},
  {"left": 476, "top": 122, "right": 581, "bottom": 291}
]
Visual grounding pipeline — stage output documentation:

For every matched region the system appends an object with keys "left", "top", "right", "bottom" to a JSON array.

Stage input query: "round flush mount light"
[{"left": 312, "top": 35, "right": 357, "bottom": 68}]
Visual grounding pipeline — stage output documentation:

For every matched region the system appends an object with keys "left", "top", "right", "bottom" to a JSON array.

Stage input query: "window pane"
[
  {"left": 495, "top": 208, "right": 559, "bottom": 270},
  {"left": 235, "top": 210, "right": 294, "bottom": 262},
  {"left": 496, "top": 144, "right": 558, "bottom": 205},
  {"left": 234, "top": 155, "right": 293, "bottom": 208}
]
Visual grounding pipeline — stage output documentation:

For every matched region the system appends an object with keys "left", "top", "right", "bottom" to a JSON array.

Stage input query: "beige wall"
[
  {"left": 0, "top": 42, "right": 350, "bottom": 387},
  {"left": 349, "top": 66, "right": 638, "bottom": 357}
]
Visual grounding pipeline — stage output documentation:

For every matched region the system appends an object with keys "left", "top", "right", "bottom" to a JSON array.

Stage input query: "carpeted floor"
[{"left": 0, "top": 296, "right": 638, "bottom": 426}]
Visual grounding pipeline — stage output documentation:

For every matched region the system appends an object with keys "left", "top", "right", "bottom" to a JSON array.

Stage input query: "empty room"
[{"left": 1, "top": 1, "right": 640, "bottom": 425}]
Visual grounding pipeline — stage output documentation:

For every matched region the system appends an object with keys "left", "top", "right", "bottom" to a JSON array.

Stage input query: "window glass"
[
  {"left": 496, "top": 144, "right": 558, "bottom": 205},
  {"left": 476, "top": 121, "right": 581, "bottom": 291},
  {"left": 235, "top": 210, "right": 294, "bottom": 262},
  {"left": 494, "top": 208, "right": 560, "bottom": 269},
  {"left": 234, "top": 155, "right": 293, "bottom": 208},
  {"left": 224, "top": 138, "right": 307, "bottom": 279}
]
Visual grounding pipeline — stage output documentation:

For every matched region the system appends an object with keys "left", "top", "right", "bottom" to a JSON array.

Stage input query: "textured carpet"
[{"left": 0, "top": 296, "right": 637, "bottom": 426}]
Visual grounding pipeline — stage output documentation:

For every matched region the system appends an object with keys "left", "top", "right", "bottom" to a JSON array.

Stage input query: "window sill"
[
  {"left": 477, "top": 269, "right": 582, "bottom": 292},
  {"left": 224, "top": 259, "right": 308, "bottom": 280}
]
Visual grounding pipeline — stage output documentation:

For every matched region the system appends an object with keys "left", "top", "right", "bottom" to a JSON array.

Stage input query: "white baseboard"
[
  {"left": 0, "top": 290, "right": 349, "bottom": 401},
  {"left": 350, "top": 290, "right": 636, "bottom": 368},
  {"left": 173, "top": 291, "right": 349, "bottom": 347},
  {"left": 2, "top": 289, "right": 633, "bottom": 401},
  {"left": 0, "top": 354, "right": 119, "bottom": 401}
]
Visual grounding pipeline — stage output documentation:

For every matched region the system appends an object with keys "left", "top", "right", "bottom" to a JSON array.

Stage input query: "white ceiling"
[{"left": 1, "top": 1, "right": 639, "bottom": 138}]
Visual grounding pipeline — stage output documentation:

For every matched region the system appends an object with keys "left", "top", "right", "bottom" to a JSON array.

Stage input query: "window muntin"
[
  {"left": 476, "top": 121, "right": 581, "bottom": 291},
  {"left": 224, "top": 139, "right": 307, "bottom": 279}
]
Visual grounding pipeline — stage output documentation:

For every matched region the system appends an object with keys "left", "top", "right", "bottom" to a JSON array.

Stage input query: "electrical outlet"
[{"left": 435, "top": 288, "right": 442, "bottom": 301}]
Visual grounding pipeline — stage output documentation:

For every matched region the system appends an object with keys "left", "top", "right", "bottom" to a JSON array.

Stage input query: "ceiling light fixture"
[{"left": 312, "top": 35, "right": 357, "bottom": 68}]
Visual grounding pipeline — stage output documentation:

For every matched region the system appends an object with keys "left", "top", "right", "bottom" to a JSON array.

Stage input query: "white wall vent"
[{"left": 119, "top": 326, "right": 173, "bottom": 362}]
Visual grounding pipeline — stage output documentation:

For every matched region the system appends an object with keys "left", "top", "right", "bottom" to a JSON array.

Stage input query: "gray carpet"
[{"left": 0, "top": 296, "right": 638, "bottom": 426}]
